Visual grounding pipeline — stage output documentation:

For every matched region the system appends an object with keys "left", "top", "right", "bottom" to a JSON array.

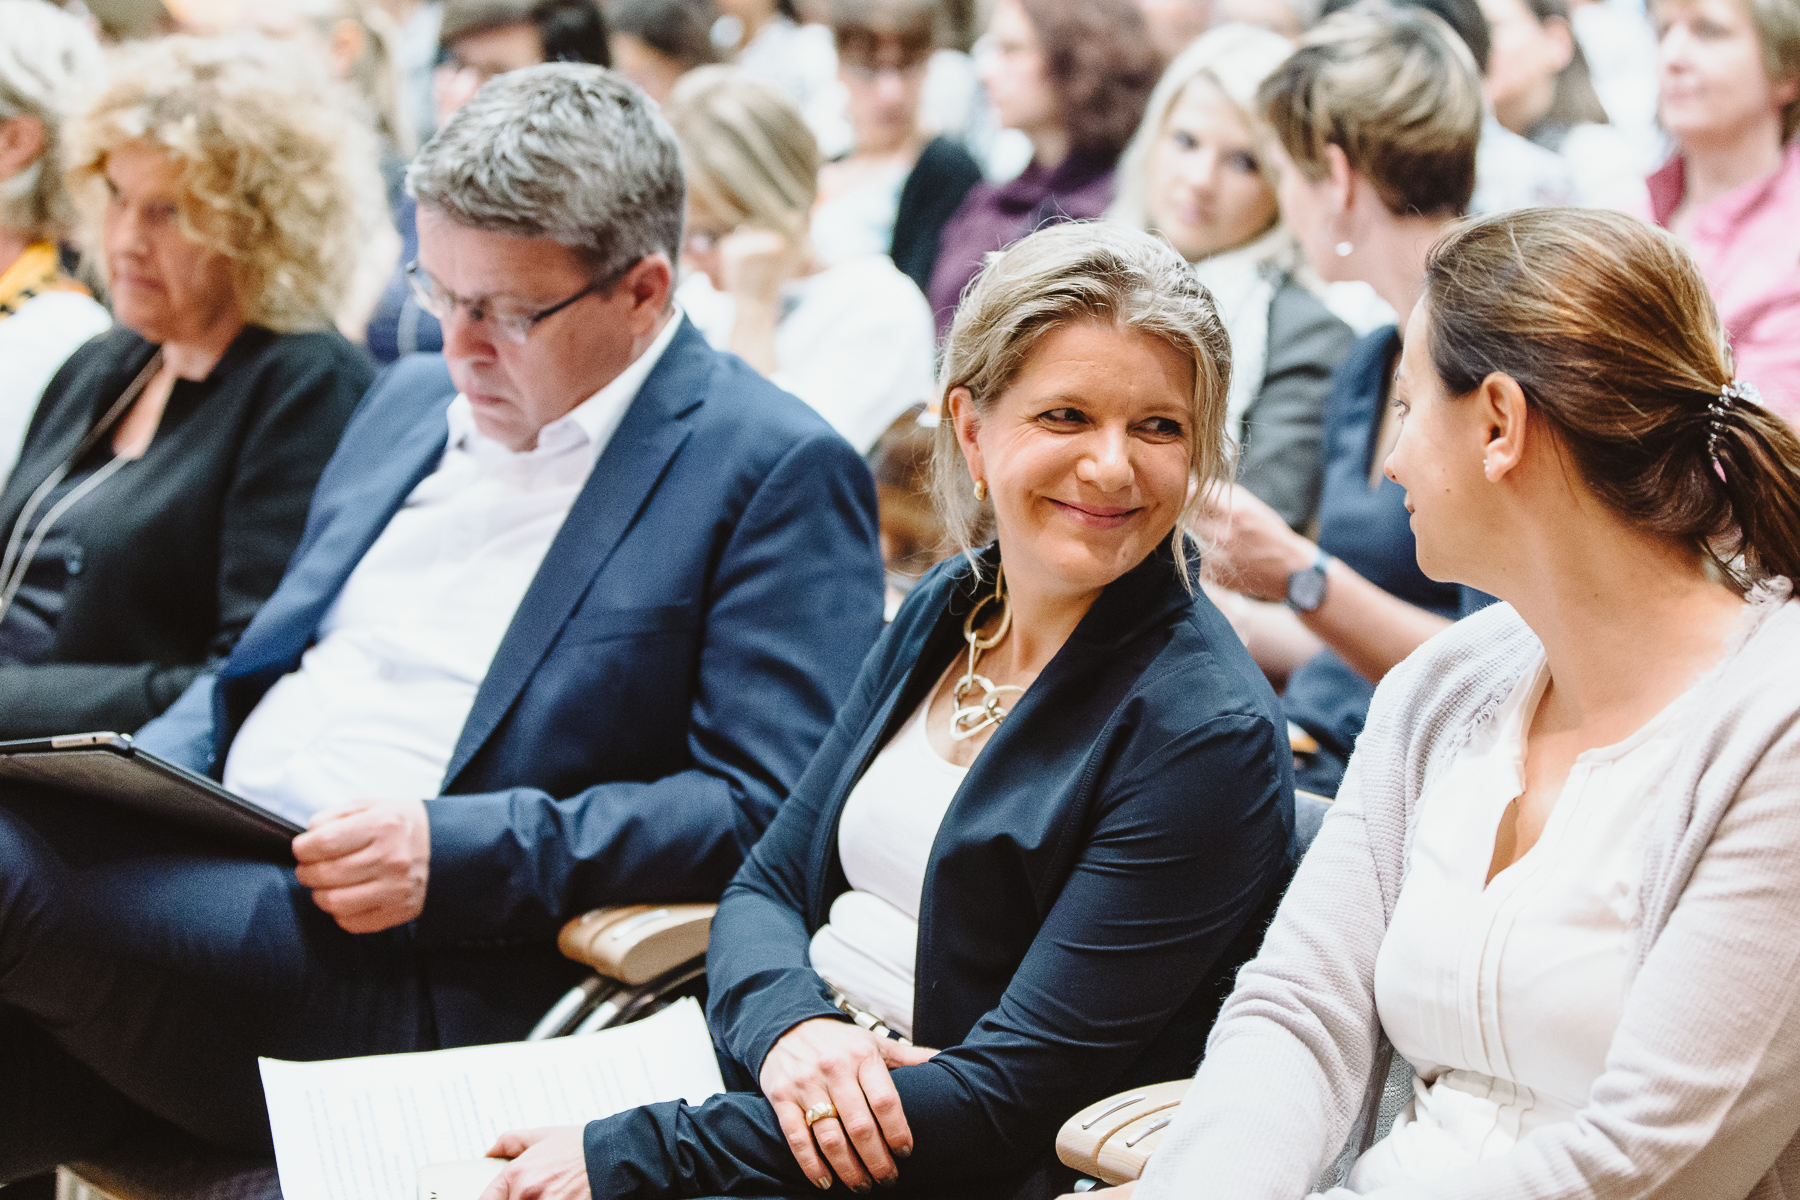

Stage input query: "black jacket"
[
  {"left": 0, "top": 324, "right": 369, "bottom": 737},
  {"left": 582, "top": 544, "right": 1296, "bottom": 1199},
  {"left": 890, "top": 136, "right": 984, "bottom": 297}
]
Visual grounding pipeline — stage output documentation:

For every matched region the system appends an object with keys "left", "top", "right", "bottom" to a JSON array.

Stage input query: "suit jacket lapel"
[{"left": 440, "top": 320, "right": 712, "bottom": 788}]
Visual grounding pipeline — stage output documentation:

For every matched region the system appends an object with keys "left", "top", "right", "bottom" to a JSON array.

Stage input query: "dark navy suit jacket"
[
  {"left": 581, "top": 545, "right": 1296, "bottom": 1200},
  {"left": 140, "top": 317, "right": 885, "bottom": 1045}
]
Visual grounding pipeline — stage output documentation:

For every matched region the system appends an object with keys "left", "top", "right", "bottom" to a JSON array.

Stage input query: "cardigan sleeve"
[
  {"left": 0, "top": 335, "right": 368, "bottom": 738},
  {"left": 582, "top": 708, "right": 1293, "bottom": 1199}
]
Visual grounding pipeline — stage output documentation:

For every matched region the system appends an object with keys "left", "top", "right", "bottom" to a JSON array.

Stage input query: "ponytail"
[{"left": 1423, "top": 207, "right": 1800, "bottom": 591}]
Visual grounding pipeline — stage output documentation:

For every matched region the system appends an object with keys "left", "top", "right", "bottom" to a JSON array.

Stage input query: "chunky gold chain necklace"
[{"left": 949, "top": 565, "right": 1025, "bottom": 741}]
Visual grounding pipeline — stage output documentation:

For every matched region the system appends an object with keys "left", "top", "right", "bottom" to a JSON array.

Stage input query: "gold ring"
[{"left": 804, "top": 1100, "right": 837, "bottom": 1127}]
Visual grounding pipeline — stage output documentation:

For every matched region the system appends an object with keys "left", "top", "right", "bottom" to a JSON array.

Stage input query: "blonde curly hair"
[{"left": 64, "top": 35, "right": 389, "bottom": 333}]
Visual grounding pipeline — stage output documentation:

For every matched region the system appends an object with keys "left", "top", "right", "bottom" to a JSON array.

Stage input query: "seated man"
[{"left": 0, "top": 63, "right": 884, "bottom": 1179}]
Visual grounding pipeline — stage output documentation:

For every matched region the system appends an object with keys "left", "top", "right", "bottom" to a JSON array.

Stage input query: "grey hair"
[
  {"left": 407, "top": 63, "right": 685, "bottom": 282},
  {"left": 0, "top": 0, "right": 102, "bottom": 242},
  {"left": 932, "top": 221, "right": 1233, "bottom": 587}
]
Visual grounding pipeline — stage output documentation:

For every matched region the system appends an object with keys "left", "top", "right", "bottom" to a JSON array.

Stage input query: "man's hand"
[
  {"left": 292, "top": 797, "right": 430, "bottom": 934},
  {"left": 1191, "top": 482, "right": 1318, "bottom": 604},
  {"left": 761, "top": 1016, "right": 938, "bottom": 1192},
  {"left": 478, "top": 1127, "right": 589, "bottom": 1200}
]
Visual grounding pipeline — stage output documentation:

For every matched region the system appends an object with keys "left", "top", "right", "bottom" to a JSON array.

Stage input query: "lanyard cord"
[{"left": 0, "top": 350, "right": 165, "bottom": 624}]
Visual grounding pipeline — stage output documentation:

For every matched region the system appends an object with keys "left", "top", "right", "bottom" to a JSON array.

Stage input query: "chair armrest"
[
  {"left": 557, "top": 904, "right": 716, "bottom": 986},
  {"left": 1056, "top": 1079, "right": 1192, "bottom": 1185}
]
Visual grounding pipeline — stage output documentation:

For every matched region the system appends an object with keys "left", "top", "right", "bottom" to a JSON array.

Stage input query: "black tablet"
[{"left": 0, "top": 732, "right": 303, "bottom": 858}]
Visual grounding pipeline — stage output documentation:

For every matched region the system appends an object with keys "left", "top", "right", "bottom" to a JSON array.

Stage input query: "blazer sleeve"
[
  {"left": 413, "top": 431, "right": 885, "bottom": 946},
  {"left": 0, "top": 339, "right": 368, "bottom": 737},
  {"left": 1236, "top": 282, "right": 1354, "bottom": 531},
  {"left": 581, "top": 709, "right": 1293, "bottom": 1199}
]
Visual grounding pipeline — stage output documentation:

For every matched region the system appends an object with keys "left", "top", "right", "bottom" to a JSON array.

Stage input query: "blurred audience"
[
  {"left": 1196, "top": 2, "right": 1490, "bottom": 794},
  {"left": 1570, "top": 0, "right": 1666, "bottom": 169},
  {"left": 365, "top": 0, "right": 612, "bottom": 363},
  {"left": 1140, "top": 206, "right": 1800, "bottom": 1200},
  {"left": 1323, "top": 0, "right": 1576, "bottom": 212},
  {"left": 714, "top": 0, "right": 851, "bottom": 154},
  {"left": 1113, "top": 23, "right": 1353, "bottom": 530},
  {"left": 1642, "top": 0, "right": 1800, "bottom": 425},
  {"left": 606, "top": 0, "right": 719, "bottom": 102},
  {"left": 672, "top": 67, "right": 935, "bottom": 454},
  {"left": 926, "top": 0, "right": 1160, "bottom": 334},
  {"left": 813, "top": 0, "right": 983, "bottom": 295},
  {"left": 1480, "top": 0, "right": 1647, "bottom": 207},
  {"left": 0, "top": 0, "right": 111, "bottom": 488},
  {"left": 0, "top": 34, "right": 379, "bottom": 737},
  {"left": 481, "top": 220, "right": 1295, "bottom": 1200}
]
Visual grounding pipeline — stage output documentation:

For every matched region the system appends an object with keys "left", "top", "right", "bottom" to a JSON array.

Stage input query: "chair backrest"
[{"left": 1294, "top": 790, "right": 1333, "bottom": 858}]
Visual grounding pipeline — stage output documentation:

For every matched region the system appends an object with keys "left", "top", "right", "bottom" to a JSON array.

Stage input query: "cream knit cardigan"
[{"left": 1141, "top": 579, "right": 1800, "bottom": 1200}]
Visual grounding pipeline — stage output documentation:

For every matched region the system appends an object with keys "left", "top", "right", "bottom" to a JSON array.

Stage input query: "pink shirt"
[{"left": 1643, "top": 142, "right": 1800, "bottom": 426}]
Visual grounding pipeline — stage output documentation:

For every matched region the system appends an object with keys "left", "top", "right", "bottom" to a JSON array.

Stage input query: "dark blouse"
[
  {"left": 582, "top": 544, "right": 1295, "bottom": 1200},
  {"left": 1282, "top": 327, "right": 1490, "bottom": 787},
  {"left": 890, "top": 136, "right": 985, "bottom": 299},
  {"left": 0, "top": 324, "right": 370, "bottom": 738}
]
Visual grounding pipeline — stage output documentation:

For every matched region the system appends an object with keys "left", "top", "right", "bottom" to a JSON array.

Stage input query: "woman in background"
[
  {"left": 1113, "top": 23, "right": 1353, "bottom": 530},
  {"left": 1135, "top": 204, "right": 1800, "bottom": 1200},
  {"left": 671, "top": 66, "right": 936, "bottom": 455},
  {"left": 0, "top": 36, "right": 379, "bottom": 737},
  {"left": 926, "top": 0, "right": 1160, "bottom": 334},
  {"left": 1642, "top": 0, "right": 1799, "bottom": 424},
  {"left": 1479, "top": 0, "right": 1645, "bottom": 207},
  {"left": 1194, "top": 3, "right": 1491, "bottom": 788},
  {"left": 608, "top": 0, "right": 720, "bottom": 103},
  {"left": 812, "top": 0, "right": 984, "bottom": 295},
  {"left": 0, "top": 0, "right": 111, "bottom": 489}
]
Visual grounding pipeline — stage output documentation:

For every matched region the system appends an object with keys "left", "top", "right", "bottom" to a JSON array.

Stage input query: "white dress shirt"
[
  {"left": 223, "top": 313, "right": 683, "bottom": 824},
  {"left": 808, "top": 700, "right": 967, "bottom": 1039},
  {"left": 1347, "top": 654, "right": 1691, "bottom": 1191}
]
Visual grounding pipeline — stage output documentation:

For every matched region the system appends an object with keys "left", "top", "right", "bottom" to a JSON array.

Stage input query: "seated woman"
[
  {"left": 607, "top": 0, "right": 721, "bottom": 104},
  {"left": 0, "top": 0, "right": 111, "bottom": 488},
  {"left": 1194, "top": 3, "right": 1493, "bottom": 789},
  {"left": 1129, "top": 205, "right": 1800, "bottom": 1200},
  {"left": 0, "top": 36, "right": 380, "bottom": 737},
  {"left": 481, "top": 221, "right": 1296, "bottom": 1199},
  {"left": 1641, "top": 0, "right": 1799, "bottom": 425},
  {"left": 671, "top": 66, "right": 937, "bottom": 455},
  {"left": 1111, "top": 23, "right": 1355, "bottom": 531},
  {"left": 1478, "top": 0, "right": 1646, "bottom": 209},
  {"left": 926, "top": 0, "right": 1160, "bottom": 335},
  {"left": 812, "top": 0, "right": 985, "bottom": 296}
]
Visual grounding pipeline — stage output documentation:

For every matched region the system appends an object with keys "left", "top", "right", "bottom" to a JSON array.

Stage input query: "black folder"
[{"left": 0, "top": 732, "right": 303, "bottom": 858}]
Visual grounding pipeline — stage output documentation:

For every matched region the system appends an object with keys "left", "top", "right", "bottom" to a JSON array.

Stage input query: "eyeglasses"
[
  {"left": 840, "top": 56, "right": 930, "bottom": 82},
  {"left": 404, "top": 261, "right": 618, "bottom": 344}
]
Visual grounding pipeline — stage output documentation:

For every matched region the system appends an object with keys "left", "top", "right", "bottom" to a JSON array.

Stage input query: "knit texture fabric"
[{"left": 1140, "top": 580, "right": 1800, "bottom": 1199}]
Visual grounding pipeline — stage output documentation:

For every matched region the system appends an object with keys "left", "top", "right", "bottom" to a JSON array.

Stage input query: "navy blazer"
[
  {"left": 581, "top": 545, "right": 1296, "bottom": 1199},
  {"left": 140, "top": 318, "right": 885, "bottom": 1044}
]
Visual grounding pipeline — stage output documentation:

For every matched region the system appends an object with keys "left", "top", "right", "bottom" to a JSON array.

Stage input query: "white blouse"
[
  {"left": 808, "top": 702, "right": 966, "bottom": 1039},
  {"left": 1348, "top": 655, "right": 1690, "bottom": 1191}
]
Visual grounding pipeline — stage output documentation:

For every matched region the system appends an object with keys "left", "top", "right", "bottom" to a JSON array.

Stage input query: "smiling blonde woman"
[{"left": 483, "top": 220, "right": 1297, "bottom": 1200}]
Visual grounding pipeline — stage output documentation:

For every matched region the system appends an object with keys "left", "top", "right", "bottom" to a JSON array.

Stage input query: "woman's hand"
[
  {"left": 1191, "top": 483, "right": 1317, "bottom": 604},
  {"left": 761, "top": 1016, "right": 938, "bottom": 1192},
  {"left": 719, "top": 227, "right": 801, "bottom": 308},
  {"left": 478, "top": 1127, "right": 589, "bottom": 1200}
]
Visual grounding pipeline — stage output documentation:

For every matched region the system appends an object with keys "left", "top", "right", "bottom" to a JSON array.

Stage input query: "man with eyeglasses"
[{"left": 0, "top": 64, "right": 883, "bottom": 1168}]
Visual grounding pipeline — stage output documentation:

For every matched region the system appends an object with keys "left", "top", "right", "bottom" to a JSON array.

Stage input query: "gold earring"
[{"left": 973, "top": 479, "right": 988, "bottom": 502}]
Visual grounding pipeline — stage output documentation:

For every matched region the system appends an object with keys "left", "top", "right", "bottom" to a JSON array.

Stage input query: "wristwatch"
[{"left": 1285, "top": 548, "right": 1332, "bottom": 613}]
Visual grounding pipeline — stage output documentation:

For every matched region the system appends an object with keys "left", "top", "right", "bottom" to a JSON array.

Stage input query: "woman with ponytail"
[{"left": 1118, "top": 206, "right": 1800, "bottom": 1200}]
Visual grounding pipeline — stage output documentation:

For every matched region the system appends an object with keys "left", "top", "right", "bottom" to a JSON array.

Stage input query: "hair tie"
[{"left": 1707, "top": 380, "right": 1761, "bottom": 483}]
